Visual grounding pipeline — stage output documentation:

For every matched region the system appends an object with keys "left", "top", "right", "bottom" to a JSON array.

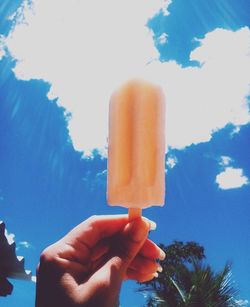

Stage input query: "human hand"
[{"left": 35, "top": 215, "right": 165, "bottom": 307}]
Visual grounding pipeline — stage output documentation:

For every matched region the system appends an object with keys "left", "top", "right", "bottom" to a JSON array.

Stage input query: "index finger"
[{"left": 65, "top": 215, "right": 130, "bottom": 249}]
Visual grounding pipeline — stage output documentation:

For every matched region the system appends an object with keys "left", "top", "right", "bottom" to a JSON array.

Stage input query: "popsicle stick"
[{"left": 128, "top": 208, "right": 142, "bottom": 221}]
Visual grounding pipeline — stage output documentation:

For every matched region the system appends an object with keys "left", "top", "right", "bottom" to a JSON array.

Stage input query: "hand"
[{"left": 35, "top": 215, "right": 165, "bottom": 307}]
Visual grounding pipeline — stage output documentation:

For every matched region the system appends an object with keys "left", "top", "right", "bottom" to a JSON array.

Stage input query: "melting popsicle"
[{"left": 107, "top": 79, "right": 165, "bottom": 219}]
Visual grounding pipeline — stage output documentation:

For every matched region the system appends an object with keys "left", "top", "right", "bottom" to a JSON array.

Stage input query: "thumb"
[{"left": 118, "top": 218, "right": 150, "bottom": 271}]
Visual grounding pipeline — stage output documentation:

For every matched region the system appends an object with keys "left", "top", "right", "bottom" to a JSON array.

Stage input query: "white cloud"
[
  {"left": 4, "top": 229, "right": 15, "bottom": 244},
  {"left": 82, "top": 169, "right": 107, "bottom": 192},
  {"left": 4, "top": 1, "right": 250, "bottom": 154},
  {"left": 17, "top": 255, "right": 24, "bottom": 261},
  {"left": 0, "top": 48, "right": 4, "bottom": 60},
  {"left": 166, "top": 155, "right": 177, "bottom": 169},
  {"left": 18, "top": 241, "right": 31, "bottom": 249},
  {"left": 161, "top": 0, "right": 172, "bottom": 16},
  {"left": 95, "top": 170, "right": 107, "bottom": 188},
  {"left": 216, "top": 167, "right": 249, "bottom": 189},
  {"left": 31, "top": 276, "right": 37, "bottom": 283},
  {"left": 230, "top": 125, "right": 241, "bottom": 136},
  {"left": 219, "top": 156, "right": 233, "bottom": 167},
  {"left": 235, "top": 300, "right": 249, "bottom": 307},
  {"left": 157, "top": 33, "right": 168, "bottom": 45},
  {"left": 0, "top": 35, "right": 5, "bottom": 60}
]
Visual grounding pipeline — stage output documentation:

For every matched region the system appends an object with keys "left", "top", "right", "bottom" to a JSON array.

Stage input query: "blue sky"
[
  {"left": 148, "top": 0, "right": 250, "bottom": 66},
  {"left": 0, "top": 1, "right": 250, "bottom": 306}
]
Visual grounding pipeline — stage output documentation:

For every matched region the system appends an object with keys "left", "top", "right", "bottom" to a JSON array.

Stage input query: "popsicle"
[{"left": 107, "top": 79, "right": 165, "bottom": 219}]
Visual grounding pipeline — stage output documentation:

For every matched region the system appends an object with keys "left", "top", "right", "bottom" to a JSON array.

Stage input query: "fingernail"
[
  {"left": 149, "top": 220, "right": 157, "bottom": 231},
  {"left": 159, "top": 249, "right": 166, "bottom": 260},
  {"left": 157, "top": 265, "right": 163, "bottom": 273},
  {"left": 142, "top": 217, "right": 157, "bottom": 231}
]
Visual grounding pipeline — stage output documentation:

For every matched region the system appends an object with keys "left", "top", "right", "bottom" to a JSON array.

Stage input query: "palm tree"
[{"left": 137, "top": 241, "right": 239, "bottom": 306}]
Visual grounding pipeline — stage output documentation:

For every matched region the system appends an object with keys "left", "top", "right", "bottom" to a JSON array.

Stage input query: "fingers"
[
  {"left": 90, "top": 238, "right": 163, "bottom": 268},
  {"left": 41, "top": 216, "right": 165, "bottom": 274},
  {"left": 91, "top": 239, "right": 111, "bottom": 262},
  {"left": 93, "top": 218, "right": 150, "bottom": 279},
  {"left": 124, "top": 268, "right": 158, "bottom": 283},
  {"left": 139, "top": 239, "right": 166, "bottom": 260},
  {"left": 129, "top": 255, "right": 161, "bottom": 275},
  {"left": 66, "top": 215, "right": 130, "bottom": 248},
  {"left": 65, "top": 215, "right": 159, "bottom": 254},
  {"left": 124, "top": 252, "right": 163, "bottom": 282},
  {"left": 116, "top": 218, "right": 150, "bottom": 269},
  {"left": 121, "top": 235, "right": 165, "bottom": 283}
]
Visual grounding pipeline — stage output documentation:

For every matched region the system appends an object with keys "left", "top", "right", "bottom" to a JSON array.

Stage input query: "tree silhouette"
[
  {"left": 0, "top": 221, "right": 32, "bottom": 296},
  {"left": 137, "top": 241, "right": 239, "bottom": 306}
]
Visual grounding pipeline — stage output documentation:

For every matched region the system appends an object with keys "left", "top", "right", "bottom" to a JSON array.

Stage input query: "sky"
[{"left": 0, "top": 0, "right": 249, "bottom": 306}]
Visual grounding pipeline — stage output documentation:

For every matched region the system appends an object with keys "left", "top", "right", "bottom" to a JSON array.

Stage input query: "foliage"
[
  {"left": 0, "top": 221, "right": 32, "bottom": 297},
  {"left": 137, "top": 241, "right": 239, "bottom": 307}
]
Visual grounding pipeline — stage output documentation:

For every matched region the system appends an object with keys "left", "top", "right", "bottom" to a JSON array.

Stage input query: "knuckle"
[
  {"left": 83, "top": 215, "right": 98, "bottom": 229},
  {"left": 39, "top": 245, "right": 58, "bottom": 267},
  {"left": 86, "top": 215, "right": 98, "bottom": 225},
  {"left": 40, "top": 248, "right": 52, "bottom": 264}
]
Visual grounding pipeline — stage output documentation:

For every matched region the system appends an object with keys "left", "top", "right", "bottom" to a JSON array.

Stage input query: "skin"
[{"left": 35, "top": 215, "right": 165, "bottom": 307}]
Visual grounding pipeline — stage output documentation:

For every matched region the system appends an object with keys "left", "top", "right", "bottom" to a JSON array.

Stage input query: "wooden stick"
[{"left": 128, "top": 208, "right": 142, "bottom": 221}]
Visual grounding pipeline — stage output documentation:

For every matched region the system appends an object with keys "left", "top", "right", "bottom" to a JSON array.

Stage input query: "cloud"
[
  {"left": 4, "top": 229, "right": 15, "bottom": 244},
  {"left": 82, "top": 169, "right": 107, "bottom": 192},
  {"left": 161, "top": 0, "right": 172, "bottom": 16},
  {"left": 161, "top": 27, "right": 250, "bottom": 149},
  {"left": 166, "top": 155, "right": 177, "bottom": 170},
  {"left": 0, "top": 48, "right": 4, "bottom": 60},
  {"left": 230, "top": 125, "right": 241, "bottom": 137},
  {"left": 5, "top": 0, "right": 170, "bottom": 154},
  {"left": 94, "top": 170, "right": 107, "bottom": 188},
  {"left": 216, "top": 167, "right": 249, "bottom": 190},
  {"left": 0, "top": 36, "right": 5, "bottom": 60},
  {"left": 219, "top": 156, "right": 233, "bottom": 167},
  {"left": 157, "top": 33, "right": 168, "bottom": 45},
  {"left": 17, "top": 255, "right": 24, "bottom": 261},
  {"left": 235, "top": 300, "right": 249, "bottom": 307},
  {"left": 18, "top": 241, "right": 31, "bottom": 249},
  {"left": 31, "top": 276, "right": 37, "bottom": 283},
  {"left": 4, "top": 1, "right": 250, "bottom": 154}
]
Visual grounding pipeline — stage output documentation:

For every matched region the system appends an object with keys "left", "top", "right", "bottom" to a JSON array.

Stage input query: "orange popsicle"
[{"left": 107, "top": 80, "right": 165, "bottom": 218}]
